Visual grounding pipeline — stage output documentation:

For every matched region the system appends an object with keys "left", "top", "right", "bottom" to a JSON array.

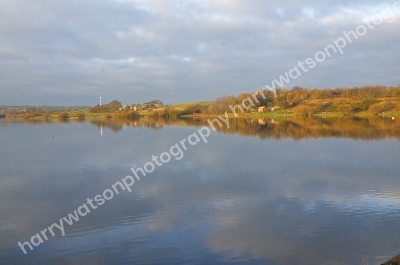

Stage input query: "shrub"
[
  {"left": 369, "top": 102, "right": 396, "bottom": 114},
  {"left": 351, "top": 99, "right": 378, "bottom": 112},
  {"left": 294, "top": 106, "right": 316, "bottom": 116},
  {"left": 113, "top": 110, "right": 138, "bottom": 119},
  {"left": 58, "top": 112, "right": 70, "bottom": 119},
  {"left": 321, "top": 102, "right": 337, "bottom": 112},
  {"left": 337, "top": 104, "right": 353, "bottom": 114},
  {"left": 76, "top": 112, "right": 85, "bottom": 119},
  {"left": 23, "top": 113, "right": 40, "bottom": 119},
  {"left": 179, "top": 104, "right": 208, "bottom": 116},
  {"left": 276, "top": 100, "right": 289, "bottom": 109},
  {"left": 126, "top": 110, "right": 138, "bottom": 119},
  {"left": 153, "top": 108, "right": 178, "bottom": 117}
]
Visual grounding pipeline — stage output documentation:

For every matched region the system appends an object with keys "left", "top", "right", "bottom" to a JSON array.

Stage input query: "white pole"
[{"left": 99, "top": 96, "right": 102, "bottom": 106}]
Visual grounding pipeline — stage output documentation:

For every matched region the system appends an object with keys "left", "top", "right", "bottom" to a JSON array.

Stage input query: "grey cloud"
[{"left": 0, "top": 0, "right": 399, "bottom": 105}]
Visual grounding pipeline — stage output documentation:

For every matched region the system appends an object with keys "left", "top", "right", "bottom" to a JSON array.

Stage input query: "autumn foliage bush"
[
  {"left": 76, "top": 112, "right": 85, "bottom": 119},
  {"left": 369, "top": 102, "right": 396, "bottom": 114},
  {"left": 58, "top": 112, "right": 70, "bottom": 119}
]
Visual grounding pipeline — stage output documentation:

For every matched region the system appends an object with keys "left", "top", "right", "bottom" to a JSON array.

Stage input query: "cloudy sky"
[{"left": 1, "top": 0, "right": 399, "bottom": 106}]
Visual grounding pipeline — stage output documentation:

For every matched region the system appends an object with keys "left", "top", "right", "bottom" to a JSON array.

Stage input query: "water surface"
[{"left": 0, "top": 117, "right": 399, "bottom": 265}]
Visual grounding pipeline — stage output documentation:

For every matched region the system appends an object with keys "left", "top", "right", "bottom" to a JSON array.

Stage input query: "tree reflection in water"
[{"left": 1, "top": 116, "right": 399, "bottom": 141}]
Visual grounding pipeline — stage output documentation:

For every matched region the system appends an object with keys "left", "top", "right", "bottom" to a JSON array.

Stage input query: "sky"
[{"left": 0, "top": 0, "right": 400, "bottom": 106}]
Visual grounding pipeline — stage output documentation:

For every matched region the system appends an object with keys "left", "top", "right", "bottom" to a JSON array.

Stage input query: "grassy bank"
[
  {"left": 2, "top": 87, "right": 400, "bottom": 120},
  {"left": 7, "top": 106, "right": 400, "bottom": 121}
]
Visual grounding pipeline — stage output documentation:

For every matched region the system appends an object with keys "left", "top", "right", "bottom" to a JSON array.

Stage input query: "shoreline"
[{"left": 3, "top": 110, "right": 399, "bottom": 121}]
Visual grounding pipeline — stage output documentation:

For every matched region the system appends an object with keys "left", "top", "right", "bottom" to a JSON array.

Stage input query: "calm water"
[{"left": 0, "top": 117, "right": 400, "bottom": 265}]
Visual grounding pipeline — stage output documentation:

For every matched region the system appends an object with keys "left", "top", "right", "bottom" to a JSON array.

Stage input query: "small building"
[
  {"left": 269, "top": 106, "right": 281, "bottom": 111},
  {"left": 130, "top": 103, "right": 143, "bottom": 111},
  {"left": 142, "top": 100, "right": 163, "bottom": 109},
  {"left": 119, "top": 104, "right": 130, "bottom": 111},
  {"left": 258, "top": 107, "right": 267, "bottom": 112}
]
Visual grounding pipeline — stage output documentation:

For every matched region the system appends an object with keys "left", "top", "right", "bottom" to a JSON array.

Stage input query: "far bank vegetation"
[
  {"left": 177, "top": 85, "right": 400, "bottom": 117},
  {"left": 2, "top": 85, "right": 399, "bottom": 120}
]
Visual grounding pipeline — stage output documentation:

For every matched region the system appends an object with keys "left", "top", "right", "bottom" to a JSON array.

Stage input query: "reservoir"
[{"left": 0, "top": 117, "right": 399, "bottom": 265}]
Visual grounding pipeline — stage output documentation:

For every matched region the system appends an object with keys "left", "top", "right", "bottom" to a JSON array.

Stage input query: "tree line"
[{"left": 178, "top": 85, "right": 400, "bottom": 116}]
